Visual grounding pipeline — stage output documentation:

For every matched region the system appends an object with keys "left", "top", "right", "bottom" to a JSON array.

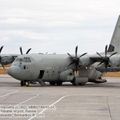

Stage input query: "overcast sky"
[{"left": 0, "top": 0, "right": 120, "bottom": 54}]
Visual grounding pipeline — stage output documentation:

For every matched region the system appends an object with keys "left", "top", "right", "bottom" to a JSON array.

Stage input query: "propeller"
[
  {"left": 67, "top": 46, "right": 87, "bottom": 72},
  {"left": 0, "top": 46, "right": 4, "bottom": 53},
  {"left": 19, "top": 47, "right": 32, "bottom": 55},
  {"left": 96, "top": 45, "right": 117, "bottom": 70},
  {"left": 0, "top": 46, "right": 6, "bottom": 70}
]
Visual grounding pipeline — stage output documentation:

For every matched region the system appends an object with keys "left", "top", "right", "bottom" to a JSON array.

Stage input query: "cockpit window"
[
  {"left": 15, "top": 58, "right": 23, "bottom": 62},
  {"left": 15, "top": 57, "right": 31, "bottom": 63},
  {"left": 24, "top": 57, "right": 31, "bottom": 62}
]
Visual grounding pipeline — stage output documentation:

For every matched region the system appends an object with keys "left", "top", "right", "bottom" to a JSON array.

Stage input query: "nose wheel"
[
  {"left": 20, "top": 80, "right": 30, "bottom": 87},
  {"left": 20, "top": 81, "right": 26, "bottom": 86}
]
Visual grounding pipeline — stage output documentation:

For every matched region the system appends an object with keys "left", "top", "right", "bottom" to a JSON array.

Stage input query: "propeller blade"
[
  {"left": 67, "top": 53, "right": 73, "bottom": 58},
  {"left": 109, "top": 52, "right": 117, "bottom": 58},
  {"left": 26, "top": 48, "right": 32, "bottom": 54},
  {"left": 20, "top": 47, "right": 23, "bottom": 55},
  {"left": 0, "top": 56, "right": 1, "bottom": 62},
  {"left": 105, "top": 45, "right": 108, "bottom": 57},
  {"left": 75, "top": 46, "right": 78, "bottom": 57},
  {"left": 68, "top": 61, "right": 75, "bottom": 67},
  {"left": 79, "top": 53, "right": 87, "bottom": 58},
  {"left": 96, "top": 52, "right": 103, "bottom": 58},
  {"left": 97, "top": 61, "right": 104, "bottom": 66},
  {"left": 0, "top": 46, "right": 4, "bottom": 53}
]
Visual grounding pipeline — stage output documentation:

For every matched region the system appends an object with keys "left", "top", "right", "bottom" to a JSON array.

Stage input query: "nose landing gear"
[{"left": 20, "top": 80, "right": 30, "bottom": 87}]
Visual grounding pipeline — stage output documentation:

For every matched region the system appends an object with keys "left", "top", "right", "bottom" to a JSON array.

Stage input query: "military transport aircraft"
[{"left": 7, "top": 15, "right": 120, "bottom": 86}]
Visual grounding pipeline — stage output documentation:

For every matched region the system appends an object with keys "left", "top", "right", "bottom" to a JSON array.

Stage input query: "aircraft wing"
[{"left": 89, "top": 54, "right": 104, "bottom": 63}]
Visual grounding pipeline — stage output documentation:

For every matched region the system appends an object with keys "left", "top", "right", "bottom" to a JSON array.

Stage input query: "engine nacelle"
[
  {"left": 88, "top": 66, "right": 102, "bottom": 80},
  {"left": 80, "top": 55, "right": 91, "bottom": 66},
  {"left": 59, "top": 69, "right": 74, "bottom": 81},
  {"left": 110, "top": 55, "right": 120, "bottom": 67}
]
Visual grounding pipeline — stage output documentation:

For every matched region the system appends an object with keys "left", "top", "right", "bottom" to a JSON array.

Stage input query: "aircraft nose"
[
  {"left": 7, "top": 66, "right": 31, "bottom": 80},
  {"left": 7, "top": 66, "right": 24, "bottom": 80},
  {"left": 7, "top": 66, "right": 18, "bottom": 77}
]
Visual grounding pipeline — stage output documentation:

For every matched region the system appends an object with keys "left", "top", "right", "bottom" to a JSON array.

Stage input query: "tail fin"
[{"left": 108, "top": 15, "right": 120, "bottom": 53}]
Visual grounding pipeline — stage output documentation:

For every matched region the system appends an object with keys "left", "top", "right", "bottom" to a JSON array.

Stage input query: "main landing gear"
[{"left": 49, "top": 81, "right": 63, "bottom": 86}]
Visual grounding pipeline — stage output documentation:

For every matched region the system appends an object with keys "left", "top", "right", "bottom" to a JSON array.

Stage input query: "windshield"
[{"left": 15, "top": 57, "right": 31, "bottom": 63}]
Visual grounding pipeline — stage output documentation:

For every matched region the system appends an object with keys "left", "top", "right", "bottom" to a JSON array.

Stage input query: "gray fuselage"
[{"left": 7, "top": 53, "right": 102, "bottom": 83}]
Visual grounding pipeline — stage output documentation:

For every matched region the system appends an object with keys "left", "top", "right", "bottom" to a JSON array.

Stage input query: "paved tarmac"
[{"left": 0, "top": 75, "right": 120, "bottom": 120}]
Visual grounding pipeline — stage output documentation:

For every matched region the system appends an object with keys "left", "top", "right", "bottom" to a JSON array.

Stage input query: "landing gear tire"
[
  {"left": 20, "top": 81, "right": 26, "bottom": 86},
  {"left": 71, "top": 80, "right": 86, "bottom": 86},
  {"left": 71, "top": 80, "right": 79, "bottom": 86},
  {"left": 39, "top": 80, "right": 46, "bottom": 86},
  {"left": 26, "top": 81, "right": 30, "bottom": 87},
  {"left": 49, "top": 81, "right": 56, "bottom": 86},
  {"left": 56, "top": 81, "right": 62, "bottom": 86},
  {"left": 72, "top": 82, "right": 79, "bottom": 86},
  {"left": 79, "top": 83, "right": 86, "bottom": 86},
  {"left": 71, "top": 81, "right": 77, "bottom": 86}
]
